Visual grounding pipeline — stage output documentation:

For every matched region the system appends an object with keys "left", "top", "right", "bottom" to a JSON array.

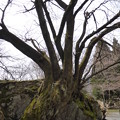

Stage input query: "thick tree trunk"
[{"left": 21, "top": 77, "right": 102, "bottom": 120}]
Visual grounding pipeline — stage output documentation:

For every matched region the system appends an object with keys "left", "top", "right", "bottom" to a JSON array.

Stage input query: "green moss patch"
[
  {"left": 21, "top": 85, "right": 63, "bottom": 120},
  {"left": 74, "top": 92, "right": 97, "bottom": 120}
]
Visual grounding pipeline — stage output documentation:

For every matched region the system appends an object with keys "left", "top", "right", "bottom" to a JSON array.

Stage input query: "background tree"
[
  {"left": 0, "top": 41, "right": 37, "bottom": 80},
  {"left": 0, "top": 41, "right": 16, "bottom": 80},
  {"left": 0, "top": 40, "right": 44, "bottom": 80},
  {"left": 0, "top": 0, "right": 120, "bottom": 120},
  {"left": 28, "top": 61, "right": 44, "bottom": 79},
  {"left": 91, "top": 38, "right": 120, "bottom": 110}
]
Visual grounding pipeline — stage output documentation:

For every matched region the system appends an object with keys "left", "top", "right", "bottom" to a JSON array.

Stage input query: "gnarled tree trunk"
[
  {"left": 0, "top": 0, "right": 120, "bottom": 120},
  {"left": 21, "top": 79, "right": 102, "bottom": 120}
]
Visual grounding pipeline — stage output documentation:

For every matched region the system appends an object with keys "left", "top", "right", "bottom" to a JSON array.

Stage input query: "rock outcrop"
[
  {"left": 0, "top": 80, "right": 102, "bottom": 120},
  {"left": 0, "top": 107, "right": 4, "bottom": 120},
  {"left": 0, "top": 80, "right": 41, "bottom": 120},
  {"left": 22, "top": 91, "right": 102, "bottom": 120}
]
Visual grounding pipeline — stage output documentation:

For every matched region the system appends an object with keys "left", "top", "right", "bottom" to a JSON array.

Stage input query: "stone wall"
[{"left": 0, "top": 80, "right": 41, "bottom": 120}]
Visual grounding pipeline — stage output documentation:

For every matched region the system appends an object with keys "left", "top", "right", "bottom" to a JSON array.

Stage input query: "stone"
[
  {"left": 0, "top": 80, "right": 41, "bottom": 120},
  {"left": 9, "top": 84, "right": 15, "bottom": 89},
  {"left": 55, "top": 102, "right": 93, "bottom": 120},
  {"left": 0, "top": 107, "right": 4, "bottom": 120},
  {"left": 1, "top": 103, "right": 6, "bottom": 107}
]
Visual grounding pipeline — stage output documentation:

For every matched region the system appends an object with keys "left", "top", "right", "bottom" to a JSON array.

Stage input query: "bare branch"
[
  {"left": 75, "top": 11, "right": 120, "bottom": 72},
  {"left": 23, "top": 5, "right": 35, "bottom": 13},
  {"left": 82, "top": 54, "right": 109, "bottom": 80},
  {"left": 42, "top": 2, "right": 56, "bottom": 39},
  {"left": 55, "top": 0, "right": 68, "bottom": 10},
  {"left": 0, "top": 61, "right": 15, "bottom": 80},
  {"left": 74, "top": 0, "right": 89, "bottom": 18},
  {"left": 30, "top": 38, "right": 50, "bottom": 61},
  {"left": 74, "top": 13, "right": 88, "bottom": 80},
  {"left": 98, "top": 9, "right": 109, "bottom": 21},
  {"left": 0, "top": 0, "right": 13, "bottom": 30},
  {"left": 76, "top": 21, "right": 120, "bottom": 89},
  {"left": 83, "top": 60, "right": 120, "bottom": 84},
  {"left": 0, "top": 29, "right": 52, "bottom": 77},
  {"left": 50, "top": 1, "right": 64, "bottom": 10},
  {"left": 55, "top": 0, "right": 78, "bottom": 62},
  {"left": 35, "top": 0, "right": 61, "bottom": 81},
  {"left": 84, "top": 0, "right": 94, "bottom": 12},
  {"left": 83, "top": 11, "right": 120, "bottom": 43},
  {"left": 92, "top": 13, "right": 98, "bottom": 30}
]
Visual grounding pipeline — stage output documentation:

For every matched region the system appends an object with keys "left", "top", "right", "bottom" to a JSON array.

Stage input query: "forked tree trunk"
[{"left": 1, "top": 0, "right": 118, "bottom": 119}]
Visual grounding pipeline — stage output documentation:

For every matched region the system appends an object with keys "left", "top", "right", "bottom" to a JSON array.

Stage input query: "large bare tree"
[{"left": 0, "top": 0, "right": 120, "bottom": 120}]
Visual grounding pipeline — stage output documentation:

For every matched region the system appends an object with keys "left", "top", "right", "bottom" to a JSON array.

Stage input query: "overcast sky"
[
  {"left": 0, "top": 0, "right": 120, "bottom": 80},
  {"left": 0, "top": 0, "right": 120, "bottom": 60}
]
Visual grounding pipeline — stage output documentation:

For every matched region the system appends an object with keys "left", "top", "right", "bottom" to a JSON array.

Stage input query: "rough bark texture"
[
  {"left": 21, "top": 79, "right": 102, "bottom": 120},
  {"left": 21, "top": 87, "right": 102, "bottom": 120}
]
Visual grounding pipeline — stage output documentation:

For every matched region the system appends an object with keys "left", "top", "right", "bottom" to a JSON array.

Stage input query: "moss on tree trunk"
[{"left": 21, "top": 83, "right": 102, "bottom": 120}]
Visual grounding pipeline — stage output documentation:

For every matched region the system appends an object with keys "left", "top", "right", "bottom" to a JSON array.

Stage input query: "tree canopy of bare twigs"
[
  {"left": 0, "top": 0, "right": 120, "bottom": 91},
  {"left": 1, "top": 0, "right": 120, "bottom": 120}
]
